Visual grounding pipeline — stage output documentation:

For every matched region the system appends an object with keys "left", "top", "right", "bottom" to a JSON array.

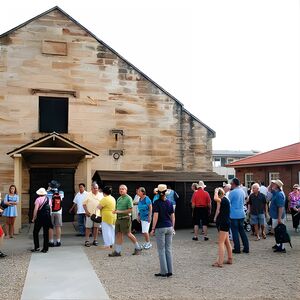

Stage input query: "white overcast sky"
[{"left": 1, "top": 0, "right": 299, "bottom": 152}]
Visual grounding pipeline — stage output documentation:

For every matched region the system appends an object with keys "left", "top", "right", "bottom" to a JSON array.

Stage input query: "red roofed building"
[{"left": 227, "top": 142, "right": 300, "bottom": 195}]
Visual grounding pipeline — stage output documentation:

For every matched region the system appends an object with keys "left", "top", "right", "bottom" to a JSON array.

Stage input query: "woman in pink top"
[
  {"left": 31, "top": 188, "right": 52, "bottom": 253},
  {"left": 289, "top": 184, "right": 300, "bottom": 232}
]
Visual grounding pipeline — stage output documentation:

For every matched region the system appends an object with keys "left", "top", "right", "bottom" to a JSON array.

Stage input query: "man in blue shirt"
[
  {"left": 228, "top": 178, "right": 249, "bottom": 253},
  {"left": 268, "top": 179, "right": 286, "bottom": 253}
]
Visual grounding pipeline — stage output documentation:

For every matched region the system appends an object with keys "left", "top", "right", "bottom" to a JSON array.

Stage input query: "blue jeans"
[
  {"left": 230, "top": 218, "right": 249, "bottom": 252},
  {"left": 77, "top": 213, "right": 86, "bottom": 235},
  {"left": 155, "top": 227, "right": 173, "bottom": 274}
]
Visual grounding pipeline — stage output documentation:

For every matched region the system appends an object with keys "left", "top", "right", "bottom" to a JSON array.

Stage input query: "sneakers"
[
  {"left": 273, "top": 246, "right": 286, "bottom": 253},
  {"left": 55, "top": 241, "right": 61, "bottom": 247},
  {"left": 204, "top": 236, "right": 209, "bottom": 241},
  {"left": 92, "top": 240, "right": 98, "bottom": 246},
  {"left": 48, "top": 242, "right": 55, "bottom": 247},
  {"left": 192, "top": 237, "right": 198, "bottom": 241},
  {"left": 143, "top": 242, "right": 152, "bottom": 250},
  {"left": 108, "top": 251, "right": 121, "bottom": 257},
  {"left": 132, "top": 248, "right": 142, "bottom": 255}
]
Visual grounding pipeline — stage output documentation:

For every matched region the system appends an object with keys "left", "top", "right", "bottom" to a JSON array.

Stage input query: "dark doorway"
[{"left": 29, "top": 168, "right": 75, "bottom": 222}]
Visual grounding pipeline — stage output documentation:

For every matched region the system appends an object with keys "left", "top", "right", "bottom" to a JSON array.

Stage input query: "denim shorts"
[{"left": 250, "top": 214, "right": 265, "bottom": 225}]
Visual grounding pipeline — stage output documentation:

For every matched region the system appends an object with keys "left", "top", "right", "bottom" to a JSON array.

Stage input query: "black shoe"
[
  {"left": 155, "top": 273, "right": 167, "bottom": 277},
  {"left": 108, "top": 251, "right": 121, "bottom": 257},
  {"left": 31, "top": 248, "right": 40, "bottom": 252},
  {"left": 243, "top": 249, "right": 249, "bottom": 253},
  {"left": 0, "top": 251, "right": 7, "bottom": 258},
  {"left": 272, "top": 244, "right": 277, "bottom": 249},
  {"left": 192, "top": 237, "right": 198, "bottom": 241},
  {"left": 132, "top": 248, "right": 142, "bottom": 255},
  {"left": 273, "top": 247, "right": 286, "bottom": 253},
  {"left": 232, "top": 249, "right": 241, "bottom": 254},
  {"left": 204, "top": 236, "right": 209, "bottom": 241},
  {"left": 167, "top": 273, "right": 173, "bottom": 277},
  {"left": 41, "top": 249, "right": 48, "bottom": 253},
  {"left": 48, "top": 242, "right": 55, "bottom": 247},
  {"left": 55, "top": 242, "right": 61, "bottom": 247}
]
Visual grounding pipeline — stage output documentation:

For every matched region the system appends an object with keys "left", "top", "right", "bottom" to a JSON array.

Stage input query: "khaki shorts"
[
  {"left": 51, "top": 213, "right": 62, "bottom": 227},
  {"left": 115, "top": 218, "right": 131, "bottom": 234},
  {"left": 85, "top": 216, "right": 101, "bottom": 229}
]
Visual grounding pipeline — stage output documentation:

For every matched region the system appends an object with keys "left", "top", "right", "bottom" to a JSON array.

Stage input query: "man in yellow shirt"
[{"left": 83, "top": 183, "right": 103, "bottom": 247}]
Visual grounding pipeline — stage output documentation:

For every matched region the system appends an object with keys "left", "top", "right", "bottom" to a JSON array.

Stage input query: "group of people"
[
  {"left": 1, "top": 176, "right": 299, "bottom": 278},
  {"left": 30, "top": 181, "right": 175, "bottom": 278},
  {"left": 190, "top": 177, "right": 299, "bottom": 267}
]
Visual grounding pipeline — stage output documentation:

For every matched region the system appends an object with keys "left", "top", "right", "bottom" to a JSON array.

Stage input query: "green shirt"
[{"left": 116, "top": 194, "right": 133, "bottom": 218}]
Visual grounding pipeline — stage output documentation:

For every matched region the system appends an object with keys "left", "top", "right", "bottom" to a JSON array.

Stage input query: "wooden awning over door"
[{"left": 7, "top": 132, "right": 98, "bottom": 167}]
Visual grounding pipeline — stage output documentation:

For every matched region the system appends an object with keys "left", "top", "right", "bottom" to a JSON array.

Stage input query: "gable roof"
[
  {"left": 227, "top": 142, "right": 300, "bottom": 168},
  {"left": 0, "top": 6, "right": 215, "bottom": 138},
  {"left": 7, "top": 132, "right": 98, "bottom": 157}
]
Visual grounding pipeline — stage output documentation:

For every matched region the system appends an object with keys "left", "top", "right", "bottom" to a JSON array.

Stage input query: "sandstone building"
[{"left": 0, "top": 6, "right": 224, "bottom": 230}]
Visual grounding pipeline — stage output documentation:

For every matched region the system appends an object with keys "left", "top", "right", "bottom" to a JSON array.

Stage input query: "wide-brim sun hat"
[
  {"left": 271, "top": 179, "right": 284, "bottom": 189},
  {"left": 293, "top": 184, "right": 300, "bottom": 189},
  {"left": 36, "top": 187, "right": 47, "bottom": 196},
  {"left": 157, "top": 184, "right": 167, "bottom": 193},
  {"left": 198, "top": 181, "right": 206, "bottom": 189}
]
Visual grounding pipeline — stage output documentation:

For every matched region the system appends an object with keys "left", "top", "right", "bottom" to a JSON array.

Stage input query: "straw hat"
[
  {"left": 157, "top": 184, "right": 167, "bottom": 193},
  {"left": 271, "top": 179, "right": 284, "bottom": 189},
  {"left": 36, "top": 188, "right": 47, "bottom": 196},
  {"left": 198, "top": 181, "right": 206, "bottom": 189}
]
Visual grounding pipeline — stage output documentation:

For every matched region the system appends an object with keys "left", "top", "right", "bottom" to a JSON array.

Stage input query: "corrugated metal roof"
[{"left": 227, "top": 142, "right": 300, "bottom": 167}]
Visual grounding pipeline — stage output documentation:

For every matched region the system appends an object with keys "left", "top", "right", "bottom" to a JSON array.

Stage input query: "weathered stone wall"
[{"left": 0, "top": 9, "right": 214, "bottom": 196}]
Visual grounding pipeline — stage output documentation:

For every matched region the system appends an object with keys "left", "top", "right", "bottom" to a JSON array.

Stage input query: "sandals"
[
  {"left": 255, "top": 236, "right": 261, "bottom": 241},
  {"left": 212, "top": 262, "right": 223, "bottom": 268},
  {"left": 262, "top": 232, "right": 267, "bottom": 239},
  {"left": 85, "top": 241, "right": 91, "bottom": 247},
  {"left": 226, "top": 258, "right": 233, "bottom": 265}
]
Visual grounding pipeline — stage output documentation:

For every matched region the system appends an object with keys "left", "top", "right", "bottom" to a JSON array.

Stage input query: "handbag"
[
  {"left": 91, "top": 208, "right": 102, "bottom": 223},
  {"left": 0, "top": 199, "right": 8, "bottom": 210}
]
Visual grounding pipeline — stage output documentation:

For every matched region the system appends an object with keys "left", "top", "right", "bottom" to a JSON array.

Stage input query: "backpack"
[
  {"left": 37, "top": 197, "right": 51, "bottom": 218},
  {"left": 52, "top": 192, "right": 62, "bottom": 212},
  {"left": 274, "top": 223, "right": 292, "bottom": 248}
]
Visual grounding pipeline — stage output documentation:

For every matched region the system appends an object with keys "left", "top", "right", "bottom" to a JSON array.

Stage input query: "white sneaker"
[{"left": 144, "top": 242, "right": 152, "bottom": 250}]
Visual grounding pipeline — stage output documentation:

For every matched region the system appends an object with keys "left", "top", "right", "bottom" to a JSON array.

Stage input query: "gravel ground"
[
  {"left": 0, "top": 220, "right": 299, "bottom": 300},
  {"left": 0, "top": 225, "right": 32, "bottom": 300},
  {"left": 86, "top": 221, "right": 300, "bottom": 300}
]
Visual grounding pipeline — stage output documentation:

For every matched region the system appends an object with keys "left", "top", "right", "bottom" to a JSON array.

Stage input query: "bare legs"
[{"left": 213, "top": 231, "right": 232, "bottom": 266}]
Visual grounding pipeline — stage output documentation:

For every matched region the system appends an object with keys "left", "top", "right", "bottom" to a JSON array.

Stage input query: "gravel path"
[
  {"left": 0, "top": 231, "right": 31, "bottom": 300},
  {"left": 86, "top": 222, "right": 300, "bottom": 300}
]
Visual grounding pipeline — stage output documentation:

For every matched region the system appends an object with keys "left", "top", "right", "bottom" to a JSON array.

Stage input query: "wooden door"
[{"left": 29, "top": 168, "right": 75, "bottom": 222}]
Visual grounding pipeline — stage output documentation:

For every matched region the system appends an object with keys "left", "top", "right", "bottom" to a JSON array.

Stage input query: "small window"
[
  {"left": 227, "top": 158, "right": 234, "bottom": 164},
  {"left": 269, "top": 172, "right": 280, "bottom": 184},
  {"left": 213, "top": 158, "right": 221, "bottom": 167},
  {"left": 245, "top": 173, "right": 254, "bottom": 189},
  {"left": 39, "top": 97, "right": 68, "bottom": 133}
]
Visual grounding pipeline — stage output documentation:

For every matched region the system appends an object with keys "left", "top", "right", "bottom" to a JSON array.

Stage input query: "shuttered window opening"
[{"left": 39, "top": 97, "right": 69, "bottom": 133}]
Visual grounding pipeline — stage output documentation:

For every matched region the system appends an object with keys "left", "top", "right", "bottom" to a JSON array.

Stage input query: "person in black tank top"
[{"left": 212, "top": 188, "right": 233, "bottom": 268}]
